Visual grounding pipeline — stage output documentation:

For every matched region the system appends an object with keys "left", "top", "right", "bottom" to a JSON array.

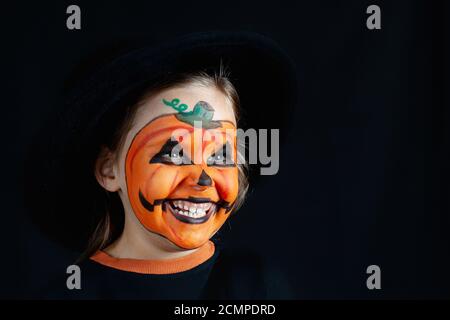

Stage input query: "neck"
[{"left": 104, "top": 211, "right": 197, "bottom": 260}]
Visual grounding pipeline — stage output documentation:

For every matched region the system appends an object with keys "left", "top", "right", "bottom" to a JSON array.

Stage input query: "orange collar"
[{"left": 90, "top": 241, "right": 215, "bottom": 275}]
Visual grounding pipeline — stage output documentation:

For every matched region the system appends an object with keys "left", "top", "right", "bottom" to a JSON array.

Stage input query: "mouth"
[{"left": 165, "top": 198, "right": 218, "bottom": 224}]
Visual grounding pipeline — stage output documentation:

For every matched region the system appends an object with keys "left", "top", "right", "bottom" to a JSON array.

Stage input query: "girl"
[{"left": 28, "top": 31, "right": 297, "bottom": 299}]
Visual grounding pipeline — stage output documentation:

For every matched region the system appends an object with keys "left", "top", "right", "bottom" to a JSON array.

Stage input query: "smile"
[{"left": 166, "top": 199, "right": 217, "bottom": 224}]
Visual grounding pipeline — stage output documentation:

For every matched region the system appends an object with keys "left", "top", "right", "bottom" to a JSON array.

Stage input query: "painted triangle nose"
[{"left": 197, "top": 170, "right": 212, "bottom": 186}]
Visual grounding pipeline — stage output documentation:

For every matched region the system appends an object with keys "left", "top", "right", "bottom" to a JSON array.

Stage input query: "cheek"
[
  {"left": 212, "top": 168, "right": 239, "bottom": 203},
  {"left": 141, "top": 166, "right": 182, "bottom": 200},
  {"left": 127, "top": 153, "right": 183, "bottom": 202}
]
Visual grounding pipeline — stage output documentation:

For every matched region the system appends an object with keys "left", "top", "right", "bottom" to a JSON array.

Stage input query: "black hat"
[{"left": 25, "top": 31, "right": 298, "bottom": 251}]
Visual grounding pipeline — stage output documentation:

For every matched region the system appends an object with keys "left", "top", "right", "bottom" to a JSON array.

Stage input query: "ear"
[{"left": 95, "top": 146, "right": 120, "bottom": 192}]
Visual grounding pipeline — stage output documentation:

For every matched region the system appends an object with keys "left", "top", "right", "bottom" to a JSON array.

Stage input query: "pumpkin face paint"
[{"left": 125, "top": 100, "right": 238, "bottom": 249}]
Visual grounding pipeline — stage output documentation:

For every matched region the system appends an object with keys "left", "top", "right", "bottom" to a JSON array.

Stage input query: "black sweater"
[{"left": 45, "top": 243, "right": 287, "bottom": 299}]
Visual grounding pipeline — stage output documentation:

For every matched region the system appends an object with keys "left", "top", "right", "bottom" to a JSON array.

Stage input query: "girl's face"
[{"left": 114, "top": 85, "right": 239, "bottom": 249}]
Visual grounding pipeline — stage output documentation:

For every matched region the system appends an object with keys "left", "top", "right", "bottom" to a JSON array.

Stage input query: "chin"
[
  {"left": 164, "top": 219, "right": 214, "bottom": 250},
  {"left": 136, "top": 193, "right": 230, "bottom": 250}
]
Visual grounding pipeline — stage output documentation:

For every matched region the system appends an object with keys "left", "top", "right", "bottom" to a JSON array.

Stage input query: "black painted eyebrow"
[
  {"left": 149, "top": 139, "right": 178, "bottom": 163},
  {"left": 149, "top": 138, "right": 193, "bottom": 165}
]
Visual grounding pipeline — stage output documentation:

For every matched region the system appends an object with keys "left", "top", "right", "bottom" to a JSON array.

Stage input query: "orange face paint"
[{"left": 125, "top": 100, "right": 238, "bottom": 249}]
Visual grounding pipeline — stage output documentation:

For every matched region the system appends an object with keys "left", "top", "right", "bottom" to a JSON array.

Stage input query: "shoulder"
[{"left": 204, "top": 245, "right": 293, "bottom": 299}]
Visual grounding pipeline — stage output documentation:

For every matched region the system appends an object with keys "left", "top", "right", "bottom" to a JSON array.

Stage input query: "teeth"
[{"left": 170, "top": 200, "right": 214, "bottom": 218}]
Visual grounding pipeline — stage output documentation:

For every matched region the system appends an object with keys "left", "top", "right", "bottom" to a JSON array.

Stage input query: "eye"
[
  {"left": 150, "top": 138, "right": 192, "bottom": 166},
  {"left": 159, "top": 149, "right": 184, "bottom": 165},
  {"left": 207, "top": 142, "right": 235, "bottom": 167}
]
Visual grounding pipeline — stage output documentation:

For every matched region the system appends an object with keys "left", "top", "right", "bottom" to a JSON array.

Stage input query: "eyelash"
[
  {"left": 156, "top": 149, "right": 235, "bottom": 167},
  {"left": 159, "top": 149, "right": 192, "bottom": 166},
  {"left": 206, "top": 149, "right": 235, "bottom": 167},
  {"left": 150, "top": 139, "right": 235, "bottom": 167}
]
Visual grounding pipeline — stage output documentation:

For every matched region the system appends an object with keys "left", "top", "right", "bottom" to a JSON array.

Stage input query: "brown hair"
[{"left": 80, "top": 69, "right": 249, "bottom": 261}]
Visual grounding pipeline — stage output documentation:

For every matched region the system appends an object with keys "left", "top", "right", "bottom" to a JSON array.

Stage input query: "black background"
[{"left": 3, "top": 0, "right": 449, "bottom": 299}]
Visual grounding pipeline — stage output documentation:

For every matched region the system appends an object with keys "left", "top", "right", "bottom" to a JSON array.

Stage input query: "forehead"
[
  {"left": 123, "top": 85, "right": 236, "bottom": 150},
  {"left": 132, "top": 116, "right": 236, "bottom": 148},
  {"left": 136, "top": 85, "right": 235, "bottom": 131}
]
